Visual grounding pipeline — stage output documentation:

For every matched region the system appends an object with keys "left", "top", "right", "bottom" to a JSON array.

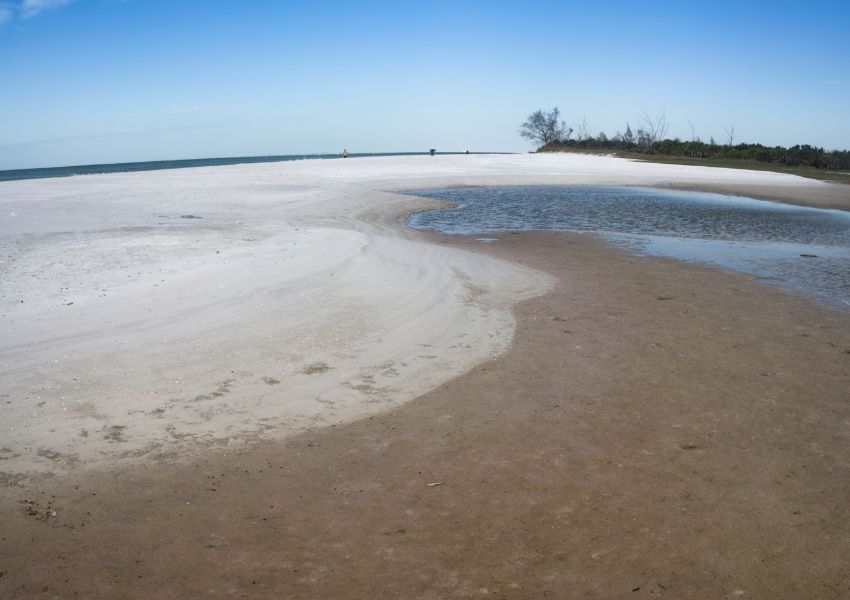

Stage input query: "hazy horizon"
[
  {"left": 0, "top": 150, "right": 500, "bottom": 175},
  {"left": 2, "top": 0, "right": 849, "bottom": 170}
]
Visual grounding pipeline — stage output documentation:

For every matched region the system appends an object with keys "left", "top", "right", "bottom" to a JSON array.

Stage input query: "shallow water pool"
[{"left": 405, "top": 186, "right": 850, "bottom": 306}]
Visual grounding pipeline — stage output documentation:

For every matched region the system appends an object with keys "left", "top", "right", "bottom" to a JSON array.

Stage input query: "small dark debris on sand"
[
  {"left": 103, "top": 425, "right": 128, "bottom": 443},
  {"left": 301, "top": 362, "right": 332, "bottom": 375},
  {"left": 19, "top": 498, "right": 56, "bottom": 521}
]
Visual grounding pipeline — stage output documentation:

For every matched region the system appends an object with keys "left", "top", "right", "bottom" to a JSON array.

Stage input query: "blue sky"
[{"left": 1, "top": 0, "right": 849, "bottom": 169}]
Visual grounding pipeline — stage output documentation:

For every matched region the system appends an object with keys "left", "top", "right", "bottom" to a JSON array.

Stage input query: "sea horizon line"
[{"left": 0, "top": 151, "right": 515, "bottom": 182}]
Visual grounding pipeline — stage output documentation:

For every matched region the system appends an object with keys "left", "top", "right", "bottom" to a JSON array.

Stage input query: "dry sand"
[{"left": 1, "top": 153, "right": 849, "bottom": 598}]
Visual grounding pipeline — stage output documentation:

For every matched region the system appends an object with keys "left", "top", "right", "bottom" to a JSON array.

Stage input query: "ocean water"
[
  {"left": 405, "top": 186, "right": 850, "bottom": 306},
  {"left": 0, "top": 152, "right": 482, "bottom": 182}
]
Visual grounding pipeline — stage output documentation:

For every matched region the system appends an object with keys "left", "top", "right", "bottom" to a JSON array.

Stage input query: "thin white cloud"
[
  {"left": 21, "top": 0, "right": 73, "bottom": 19},
  {"left": 0, "top": 5, "right": 14, "bottom": 25}
]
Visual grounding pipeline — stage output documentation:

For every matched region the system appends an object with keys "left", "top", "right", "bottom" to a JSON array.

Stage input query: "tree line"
[{"left": 520, "top": 107, "right": 850, "bottom": 171}]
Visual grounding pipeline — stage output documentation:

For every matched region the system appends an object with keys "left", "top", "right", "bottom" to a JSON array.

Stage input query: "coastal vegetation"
[{"left": 521, "top": 108, "right": 850, "bottom": 183}]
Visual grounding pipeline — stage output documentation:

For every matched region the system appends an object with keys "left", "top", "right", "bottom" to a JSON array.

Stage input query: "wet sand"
[
  {"left": 652, "top": 180, "right": 850, "bottom": 211},
  {"left": 2, "top": 229, "right": 848, "bottom": 599}
]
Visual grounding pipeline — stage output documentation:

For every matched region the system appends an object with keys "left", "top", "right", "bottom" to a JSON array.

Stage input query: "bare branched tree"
[
  {"left": 575, "top": 117, "right": 590, "bottom": 142},
  {"left": 519, "top": 107, "right": 572, "bottom": 147},
  {"left": 724, "top": 125, "right": 736, "bottom": 146},
  {"left": 623, "top": 123, "right": 635, "bottom": 145},
  {"left": 687, "top": 118, "right": 697, "bottom": 142},
  {"left": 638, "top": 110, "right": 669, "bottom": 152}
]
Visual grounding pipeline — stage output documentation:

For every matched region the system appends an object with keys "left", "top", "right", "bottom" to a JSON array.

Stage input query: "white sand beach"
[{"left": 0, "top": 153, "right": 847, "bottom": 477}]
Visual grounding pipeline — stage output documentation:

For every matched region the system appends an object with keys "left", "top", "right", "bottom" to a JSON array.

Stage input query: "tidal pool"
[{"left": 405, "top": 186, "right": 850, "bottom": 306}]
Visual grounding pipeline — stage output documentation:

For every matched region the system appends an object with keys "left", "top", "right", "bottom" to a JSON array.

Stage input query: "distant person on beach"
[
  {"left": 466, "top": 150, "right": 469, "bottom": 154},
  {"left": 429, "top": 148, "right": 435, "bottom": 157},
  {"left": 342, "top": 149, "right": 348, "bottom": 158}
]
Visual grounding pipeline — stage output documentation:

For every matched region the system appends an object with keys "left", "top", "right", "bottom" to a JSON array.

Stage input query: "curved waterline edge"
[{"left": 399, "top": 184, "right": 850, "bottom": 310}]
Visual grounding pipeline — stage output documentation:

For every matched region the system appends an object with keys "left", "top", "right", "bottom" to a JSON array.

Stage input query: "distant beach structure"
[{"left": 342, "top": 149, "right": 349, "bottom": 158}]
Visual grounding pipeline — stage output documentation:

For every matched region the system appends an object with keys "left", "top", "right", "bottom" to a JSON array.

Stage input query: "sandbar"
[{"left": 1, "top": 153, "right": 849, "bottom": 598}]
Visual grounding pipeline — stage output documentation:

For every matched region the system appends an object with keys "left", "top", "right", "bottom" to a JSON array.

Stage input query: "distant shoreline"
[
  {"left": 0, "top": 151, "right": 511, "bottom": 182},
  {"left": 539, "top": 147, "right": 850, "bottom": 186}
]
